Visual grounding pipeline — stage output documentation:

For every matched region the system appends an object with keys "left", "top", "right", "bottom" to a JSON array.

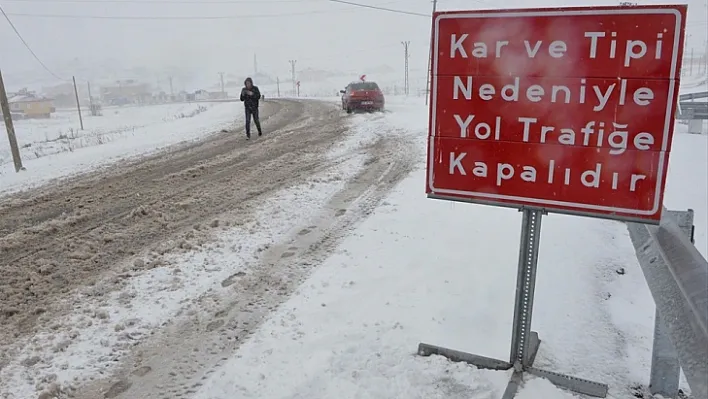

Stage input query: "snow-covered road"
[{"left": 0, "top": 98, "right": 420, "bottom": 399}]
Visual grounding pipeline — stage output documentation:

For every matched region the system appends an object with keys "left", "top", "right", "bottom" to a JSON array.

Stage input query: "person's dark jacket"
[{"left": 240, "top": 81, "right": 261, "bottom": 111}]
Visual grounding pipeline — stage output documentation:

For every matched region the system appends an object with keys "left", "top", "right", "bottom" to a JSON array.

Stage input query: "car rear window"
[{"left": 350, "top": 82, "right": 379, "bottom": 91}]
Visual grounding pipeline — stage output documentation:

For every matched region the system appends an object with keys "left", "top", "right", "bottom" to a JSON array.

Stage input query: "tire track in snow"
[{"left": 69, "top": 116, "right": 420, "bottom": 399}]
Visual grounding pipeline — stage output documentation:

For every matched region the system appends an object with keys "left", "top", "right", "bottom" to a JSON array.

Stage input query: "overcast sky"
[{"left": 1, "top": 0, "right": 706, "bottom": 89}]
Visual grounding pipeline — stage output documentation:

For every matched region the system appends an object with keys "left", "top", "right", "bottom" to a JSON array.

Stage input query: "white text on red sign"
[
  {"left": 427, "top": 8, "right": 686, "bottom": 220},
  {"left": 449, "top": 31, "right": 666, "bottom": 67}
]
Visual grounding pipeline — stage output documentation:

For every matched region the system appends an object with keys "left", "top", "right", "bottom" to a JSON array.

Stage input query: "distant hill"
[{"left": 6, "top": 59, "right": 405, "bottom": 98}]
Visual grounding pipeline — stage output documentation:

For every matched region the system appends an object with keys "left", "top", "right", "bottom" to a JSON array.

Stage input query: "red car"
[{"left": 340, "top": 81, "right": 385, "bottom": 113}]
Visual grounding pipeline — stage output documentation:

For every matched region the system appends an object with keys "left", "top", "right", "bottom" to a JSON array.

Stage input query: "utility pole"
[
  {"left": 689, "top": 48, "right": 694, "bottom": 75},
  {"left": 704, "top": 3, "right": 708, "bottom": 76},
  {"left": 704, "top": 40, "right": 708, "bottom": 75},
  {"left": 289, "top": 60, "right": 297, "bottom": 96},
  {"left": 276, "top": 77, "right": 281, "bottom": 97},
  {"left": 704, "top": 4, "right": 708, "bottom": 75},
  {"left": 218, "top": 72, "right": 225, "bottom": 95},
  {"left": 0, "top": 69, "right": 24, "bottom": 172},
  {"left": 168, "top": 76, "right": 174, "bottom": 100},
  {"left": 425, "top": 0, "right": 437, "bottom": 105},
  {"left": 87, "top": 81, "right": 95, "bottom": 116},
  {"left": 401, "top": 41, "right": 410, "bottom": 96},
  {"left": 73, "top": 76, "right": 84, "bottom": 130}
]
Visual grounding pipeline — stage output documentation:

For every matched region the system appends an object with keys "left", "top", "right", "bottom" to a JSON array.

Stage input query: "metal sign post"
[
  {"left": 509, "top": 208, "right": 543, "bottom": 370},
  {"left": 418, "top": 208, "right": 609, "bottom": 399}
]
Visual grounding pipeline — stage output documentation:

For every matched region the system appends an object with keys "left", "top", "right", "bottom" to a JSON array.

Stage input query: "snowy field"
[
  {"left": 0, "top": 84, "right": 707, "bottom": 398},
  {"left": 0, "top": 101, "right": 244, "bottom": 194}
]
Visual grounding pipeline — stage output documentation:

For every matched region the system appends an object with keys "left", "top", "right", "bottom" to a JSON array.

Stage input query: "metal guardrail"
[
  {"left": 676, "top": 91, "right": 708, "bottom": 120},
  {"left": 626, "top": 209, "right": 708, "bottom": 399},
  {"left": 679, "top": 91, "right": 708, "bottom": 102},
  {"left": 676, "top": 91, "right": 707, "bottom": 134},
  {"left": 676, "top": 102, "right": 708, "bottom": 121}
]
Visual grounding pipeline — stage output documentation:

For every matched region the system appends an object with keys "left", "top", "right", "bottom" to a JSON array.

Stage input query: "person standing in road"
[{"left": 240, "top": 77, "right": 262, "bottom": 139}]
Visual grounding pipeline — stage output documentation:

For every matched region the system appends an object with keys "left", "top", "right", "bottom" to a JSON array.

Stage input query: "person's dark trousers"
[{"left": 244, "top": 107, "right": 262, "bottom": 138}]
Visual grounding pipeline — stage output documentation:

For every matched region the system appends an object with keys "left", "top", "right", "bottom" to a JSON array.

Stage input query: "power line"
[
  {"left": 3, "top": 0, "right": 326, "bottom": 2},
  {"left": 4, "top": 0, "right": 429, "bottom": 19},
  {"left": 1, "top": 0, "right": 419, "bottom": 4},
  {"left": 327, "top": 0, "right": 428, "bottom": 17},
  {"left": 5, "top": 8, "right": 376, "bottom": 20},
  {"left": 0, "top": 5, "right": 66, "bottom": 81}
]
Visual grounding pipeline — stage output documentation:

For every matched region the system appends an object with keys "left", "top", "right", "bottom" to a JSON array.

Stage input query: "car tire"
[{"left": 346, "top": 106, "right": 352, "bottom": 114}]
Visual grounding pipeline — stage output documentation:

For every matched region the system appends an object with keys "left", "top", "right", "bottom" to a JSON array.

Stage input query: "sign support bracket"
[{"left": 418, "top": 208, "right": 609, "bottom": 399}]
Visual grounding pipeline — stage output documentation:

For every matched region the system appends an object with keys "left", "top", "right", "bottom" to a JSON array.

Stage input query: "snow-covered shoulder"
[{"left": 0, "top": 102, "right": 242, "bottom": 195}]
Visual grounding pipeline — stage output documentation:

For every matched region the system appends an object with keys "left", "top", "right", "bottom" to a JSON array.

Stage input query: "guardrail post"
[
  {"left": 649, "top": 210, "right": 694, "bottom": 398},
  {"left": 651, "top": 310, "right": 680, "bottom": 397},
  {"left": 687, "top": 120, "right": 703, "bottom": 134}
]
